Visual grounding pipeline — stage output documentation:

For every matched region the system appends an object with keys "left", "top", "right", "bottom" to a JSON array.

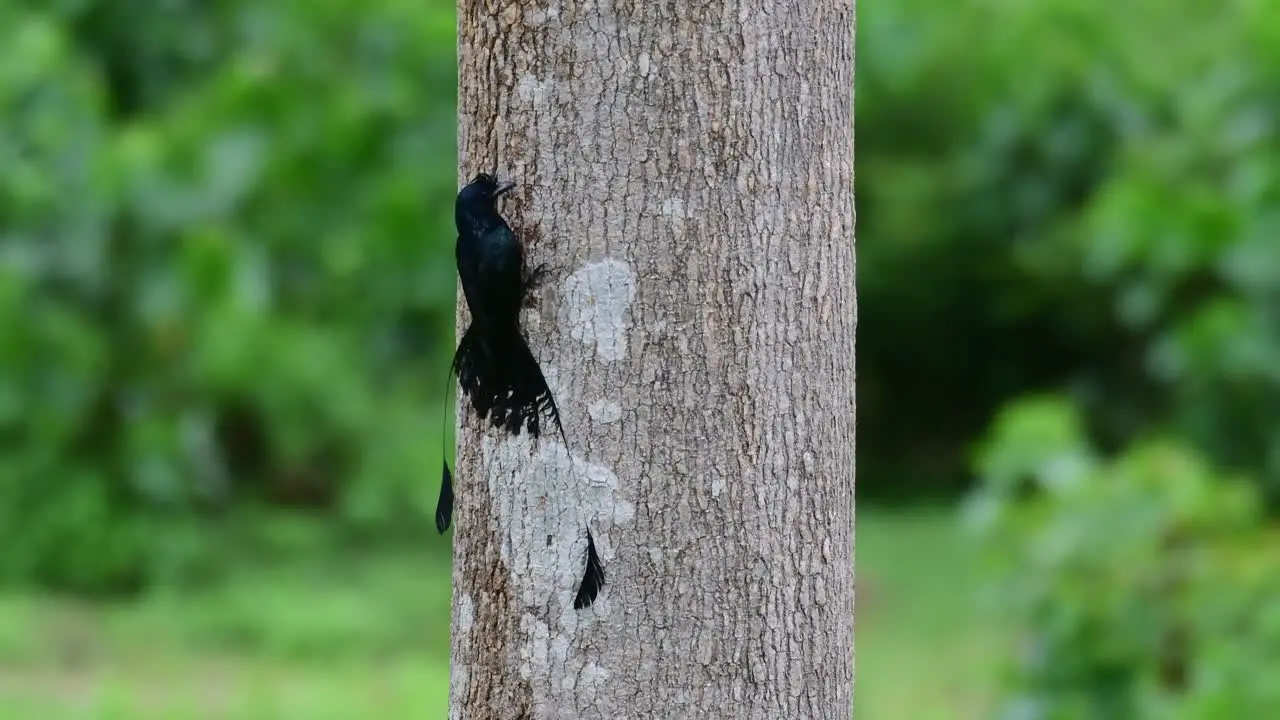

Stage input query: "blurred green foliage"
[
  {"left": 967, "top": 398, "right": 1280, "bottom": 718},
  {"left": 858, "top": 0, "right": 1280, "bottom": 503},
  {"left": 0, "top": 0, "right": 459, "bottom": 592},
  {"left": 863, "top": 0, "right": 1280, "bottom": 711}
]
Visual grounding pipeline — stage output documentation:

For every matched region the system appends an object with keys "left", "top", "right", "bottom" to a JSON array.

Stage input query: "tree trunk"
[{"left": 450, "top": 0, "right": 855, "bottom": 718}]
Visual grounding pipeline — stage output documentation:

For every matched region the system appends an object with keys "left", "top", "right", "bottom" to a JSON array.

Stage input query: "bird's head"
[{"left": 458, "top": 172, "right": 517, "bottom": 208}]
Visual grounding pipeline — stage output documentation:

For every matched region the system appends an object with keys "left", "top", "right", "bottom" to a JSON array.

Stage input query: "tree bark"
[{"left": 450, "top": 1, "right": 855, "bottom": 718}]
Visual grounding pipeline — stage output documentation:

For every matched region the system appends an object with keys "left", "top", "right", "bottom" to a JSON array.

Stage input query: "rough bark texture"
[{"left": 450, "top": 1, "right": 855, "bottom": 718}]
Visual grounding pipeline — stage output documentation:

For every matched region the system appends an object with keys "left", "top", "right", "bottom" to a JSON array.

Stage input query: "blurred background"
[{"left": 1, "top": 0, "right": 1277, "bottom": 717}]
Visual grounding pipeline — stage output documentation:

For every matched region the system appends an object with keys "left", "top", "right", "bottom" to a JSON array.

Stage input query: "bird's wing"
[{"left": 473, "top": 226, "right": 525, "bottom": 320}]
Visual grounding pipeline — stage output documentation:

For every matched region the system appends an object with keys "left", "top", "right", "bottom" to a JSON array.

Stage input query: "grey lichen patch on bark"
[
  {"left": 587, "top": 399, "right": 623, "bottom": 424},
  {"left": 458, "top": 592, "right": 475, "bottom": 635},
  {"left": 561, "top": 259, "right": 638, "bottom": 362},
  {"left": 471, "top": 433, "right": 632, "bottom": 718},
  {"left": 481, "top": 433, "right": 631, "bottom": 611},
  {"left": 447, "top": 471, "right": 534, "bottom": 719}
]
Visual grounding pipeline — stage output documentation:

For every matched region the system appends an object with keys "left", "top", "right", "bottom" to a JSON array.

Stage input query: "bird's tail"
[
  {"left": 450, "top": 312, "right": 606, "bottom": 609},
  {"left": 458, "top": 322, "right": 565, "bottom": 443},
  {"left": 573, "top": 528, "right": 606, "bottom": 610},
  {"left": 436, "top": 461, "right": 454, "bottom": 535},
  {"left": 494, "top": 332, "right": 606, "bottom": 610},
  {"left": 441, "top": 321, "right": 559, "bottom": 532},
  {"left": 436, "top": 327, "right": 471, "bottom": 535},
  {"left": 514, "top": 262, "right": 604, "bottom": 608}
]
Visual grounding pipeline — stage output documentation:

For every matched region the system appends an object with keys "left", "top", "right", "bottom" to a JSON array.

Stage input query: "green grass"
[
  {"left": 0, "top": 546, "right": 454, "bottom": 719},
  {"left": 0, "top": 509, "right": 1000, "bottom": 718},
  {"left": 855, "top": 507, "right": 1006, "bottom": 719}
]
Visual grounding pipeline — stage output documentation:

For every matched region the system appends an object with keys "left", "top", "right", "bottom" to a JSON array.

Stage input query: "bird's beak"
[{"left": 495, "top": 180, "right": 517, "bottom": 197}]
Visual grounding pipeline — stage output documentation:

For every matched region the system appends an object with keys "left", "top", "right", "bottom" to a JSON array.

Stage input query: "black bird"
[{"left": 437, "top": 173, "right": 606, "bottom": 610}]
